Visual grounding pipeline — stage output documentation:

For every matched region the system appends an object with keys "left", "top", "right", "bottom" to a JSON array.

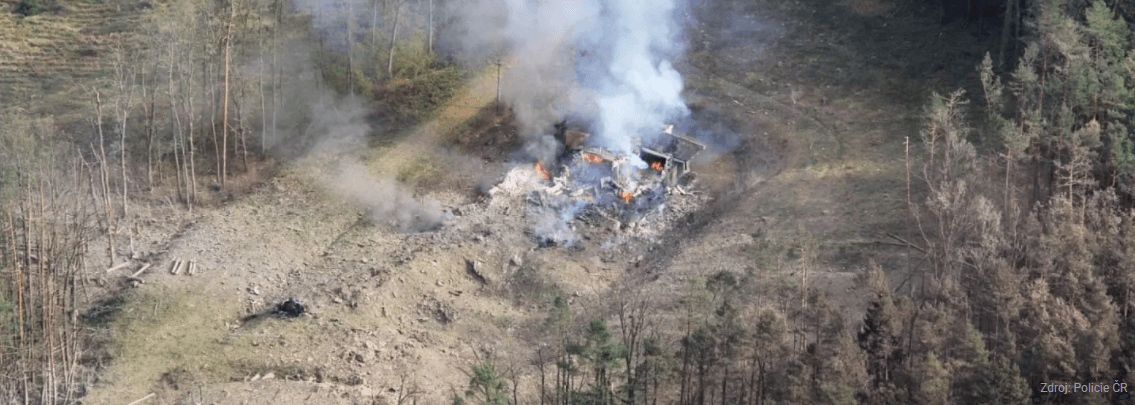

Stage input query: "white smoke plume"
[
  {"left": 301, "top": 94, "right": 443, "bottom": 232},
  {"left": 329, "top": 159, "right": 443, "bottom": 232},
  {"left": 453, "top": 0, "right": 690, "bottom": 163}
]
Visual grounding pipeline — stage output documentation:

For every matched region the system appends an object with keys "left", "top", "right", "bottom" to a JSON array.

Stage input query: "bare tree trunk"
[
  {"left": 210, "top": 63, "right": 221, "bottom": 188},
  {"left": 115, "top": 47, "right": 136, "bottom": 218},
  {"left": 258, "top": 10, "right": 267, "bottom": 154},
  {"left": 387, "top": 2, "right": 401, "bottom": 78},
  {"left": 237, "top": 88, "right": 249, "bottom": 171},
  {"left": 169, "top": 44, "right": 185, "bottom": 203},
  {"left": 221, "top": 0, "right": 236, "bottom": 191},
  {"left": 537, "top": 347, "right": 546, "bottom": 405},
  {"left": 187, "top": 58, "right": 198, "bottom": 211},
  {"left": 93, "top": 91, "right": 116, "bottom": 266},
  {"left": 272, "top": 0, "right": 280, "bottom": 148},
  {"left": 143, "top": 61, "right": 156, "bottom": 192}
]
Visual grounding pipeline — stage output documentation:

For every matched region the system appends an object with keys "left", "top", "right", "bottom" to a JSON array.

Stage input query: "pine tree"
[{"left": 917, "top": 353, "right": 949, "bottom": 405}]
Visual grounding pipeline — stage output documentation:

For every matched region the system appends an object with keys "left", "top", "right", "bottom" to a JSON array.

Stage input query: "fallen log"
[
  {"left": 883, "top": 232, "right": 927, "bottom": 254},
  {"left": 187, "top": 260, "right": 197, "bottom": 276},
  {"left": 169, "top": 258, "right": 182, "bottom": 275},
  {"left": 105, "top": 261, "right": 133, "bottom": 273},
  {"left": 125, "top": 393, "right": 155, "bottom": 405},
  {"left": 130, "top": 262, "right": 152, "bottom": 278}
]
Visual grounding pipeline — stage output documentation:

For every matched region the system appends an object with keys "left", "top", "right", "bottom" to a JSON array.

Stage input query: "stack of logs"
[{"left": 106, "top": 257, "right": 198, "bottom": 287}]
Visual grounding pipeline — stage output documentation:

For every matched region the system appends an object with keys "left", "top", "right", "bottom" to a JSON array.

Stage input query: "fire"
[
  {"left": 620, "top": 191, "right": 633, "bottom": 204},
  {"left": 650, "top": 161, "right": 664, "bottom": 171},
  {"left": 534, "top": 161, "right": 551, "bottom": 180},
  {"left": 582, "top": 153, "right": 604, "bottom": 164}
]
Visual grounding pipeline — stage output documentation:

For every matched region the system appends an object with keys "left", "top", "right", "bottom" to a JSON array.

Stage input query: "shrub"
[{"left": 13, "top": 0, "right": 59, "bottom": 16}]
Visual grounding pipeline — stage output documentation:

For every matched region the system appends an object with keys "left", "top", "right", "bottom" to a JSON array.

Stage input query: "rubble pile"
[{"left": 481, "top": 124, "right": 710, "bottom": 248}]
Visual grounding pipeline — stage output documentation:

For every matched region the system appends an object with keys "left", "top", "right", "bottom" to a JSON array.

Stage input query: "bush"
[
  {"left": 13, "top": 0, "right": 59, "bottom": 16},
  {"left": 378, "top": 62, "right": 461, "bottom": 120}
]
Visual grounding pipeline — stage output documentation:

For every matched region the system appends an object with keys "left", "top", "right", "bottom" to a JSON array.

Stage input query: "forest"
[{"left": 1, "top": 0, "right": 1134, "bottom": 403}]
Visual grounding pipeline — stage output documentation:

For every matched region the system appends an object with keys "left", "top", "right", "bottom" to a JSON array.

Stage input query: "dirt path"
[{"left": 365, "top": 66, "right": 501, "bottom": 179}]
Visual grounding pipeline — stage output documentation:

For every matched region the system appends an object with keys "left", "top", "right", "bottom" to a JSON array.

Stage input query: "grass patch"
[
  {"left": 447, "top": 103, "right": 505, "bottom": 146},
  {"left": 84, "top": 284, "right": 244, "bottom": 401},
  {"left": 395, "top": 156, "right": 443, "bottom": 186}
]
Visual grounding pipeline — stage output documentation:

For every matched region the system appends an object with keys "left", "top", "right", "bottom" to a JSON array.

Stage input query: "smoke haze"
[{"left": 453, "top": 0, "right": 691, "bottom": 163}]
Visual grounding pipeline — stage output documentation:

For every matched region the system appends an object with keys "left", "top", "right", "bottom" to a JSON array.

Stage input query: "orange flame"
[
  {"left": 651, "top": 161, "right": 664, "bottom": 171},
  {"left": 582, "top": 153, "right": 604, "bottom": 164},
  {"left": 534, "top": 161, "right": 551, "bottom": 180},
  {"left": 620, "top": 191, "right": 633, "bottom": 204}
]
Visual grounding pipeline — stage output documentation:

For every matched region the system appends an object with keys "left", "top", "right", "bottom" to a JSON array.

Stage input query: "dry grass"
[{"left": 0, "top": 0, "right": 144, "bottom": 116}]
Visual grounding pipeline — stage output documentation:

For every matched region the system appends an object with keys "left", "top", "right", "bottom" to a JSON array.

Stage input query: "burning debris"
[
  {"left": 534, "top": 161, "right": 552, "bottom": 181},
  {"left": 488, "top": 122, "right": 707, "bottom": 247}
]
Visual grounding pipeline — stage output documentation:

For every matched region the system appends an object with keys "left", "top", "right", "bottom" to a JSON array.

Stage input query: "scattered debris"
[{"left": 275, "top": 298, "right": 306, "bottom": 318}]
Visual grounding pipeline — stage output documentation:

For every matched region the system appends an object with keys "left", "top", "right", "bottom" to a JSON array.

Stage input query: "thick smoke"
[
  {"left": 301, "top": 95, "right": 443, "bottom": 232},
  {"left": 454, "top": 0, "right": 690, "bottom": 164}
]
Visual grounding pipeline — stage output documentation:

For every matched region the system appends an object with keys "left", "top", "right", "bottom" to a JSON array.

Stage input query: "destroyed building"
[
  {"left": 482, "top": 120, "right": 709, "bottom": 247},
  {"left": 555, "top": 120, "right": 705, "bottom": 189}
]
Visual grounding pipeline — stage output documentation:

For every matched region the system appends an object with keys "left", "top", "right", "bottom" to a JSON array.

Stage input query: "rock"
[
  {"left": 346, "top": 375, "right": 365, "bottom": 386},
  {"left": 510, "top": 253, "right": 523, "bottom": 267},
  {"left": 465, "top": 259, "right": 488, "bottom": 284},
  {"left": 262, "top": 372, "right": 275, "bottom": 380}
]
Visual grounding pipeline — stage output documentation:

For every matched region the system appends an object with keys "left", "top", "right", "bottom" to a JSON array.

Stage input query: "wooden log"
[
  {"left": 130, "top": 262, "right": 152, "bottom": 278},
  {"left": 188, "top": 260, "right": 196, "bottom": 276},
  {"left": 125, "top": 393, "right": 155, "bottom": 405},
  {"left": 176, "top": 259, "right": 188, "bottom": 275},
  {"left": 105, "top": 261, "right": 133, "bottom": 273},
  {"left": 169, "top": 258, "right": 181, "bottom": 275}
]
